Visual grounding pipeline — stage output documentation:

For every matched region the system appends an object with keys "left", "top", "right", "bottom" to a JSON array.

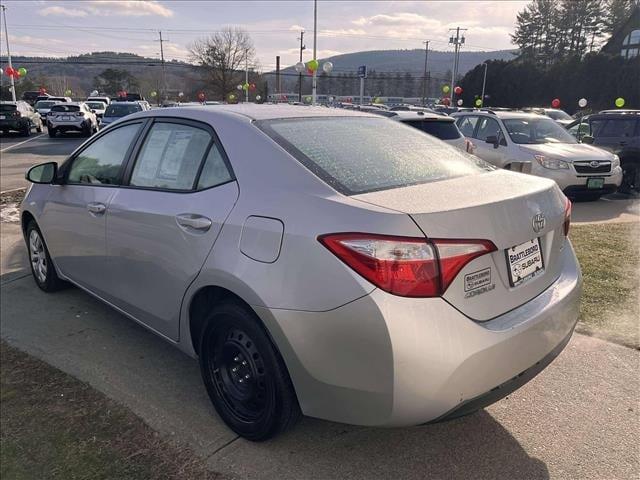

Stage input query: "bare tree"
[{"left": 189, "top": 27, "right": 255, "bottom": 100}]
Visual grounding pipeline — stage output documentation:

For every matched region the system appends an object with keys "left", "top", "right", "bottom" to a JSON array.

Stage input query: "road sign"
[{"left": 358, "top": 65, "right": 367, "bottom": 78}]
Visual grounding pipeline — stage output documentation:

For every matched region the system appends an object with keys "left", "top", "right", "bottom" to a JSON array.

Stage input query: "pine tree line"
[{"left": 511, "top": 0, "right": 638, "bottom": 65}]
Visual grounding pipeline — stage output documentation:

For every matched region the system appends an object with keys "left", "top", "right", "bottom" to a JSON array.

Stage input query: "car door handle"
[
  {"left": 86, "top": 202, "right": 106, "bottom": 215},
  {"left": 175, "top": 213, "right": 212, "bottom": 232}
]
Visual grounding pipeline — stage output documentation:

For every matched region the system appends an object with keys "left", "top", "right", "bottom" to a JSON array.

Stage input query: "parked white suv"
[
  {"left": 47, "top": 102, "right": 98, "bottom": 138},
  {"left": 452, "top": 111, "right": 622, "bottom": 200}
]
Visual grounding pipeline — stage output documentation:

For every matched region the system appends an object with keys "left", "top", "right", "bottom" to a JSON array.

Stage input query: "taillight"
[
  {"left": 76, "top": 111, "right": 85, "bottom": 116},
  {"left": 564, "top": 198, "right": 571, "bottom": 236},
  {"left": 13, "top": 110, "right": 21, "bottom": 117},
  {"left": 319, "top": 233, "right": 496, "bottom": 298}
]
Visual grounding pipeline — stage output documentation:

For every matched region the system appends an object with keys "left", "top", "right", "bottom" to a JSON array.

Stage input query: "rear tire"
[
  {"left": 36, "top": 122, "right": 43, "bottom": 133},
  {"left": 21, "top": 122, "right": 31, "bottom": 137},
  {"left": 25, "top": 221, "right": 66, "bottom": 292},
  {"left": 48, "top": 127, "right": 57, "bottom": 138},
  {"left": 199, "top": 301, "right": 301, "bottom": 441}
]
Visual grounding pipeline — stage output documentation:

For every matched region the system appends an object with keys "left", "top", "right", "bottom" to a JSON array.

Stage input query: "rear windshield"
[
  {"left": 105, "top": 104, "right": 142, "bottom": 117},
  {"left": 403, "top": 120, "right": 462, "bottom": 140},
  {"left": 546, "top": 110, "right": 572, "bottom": 121},
  {"left": 86, "top": 102, "right": 106, "bottom": 109},
  {"left": 51, "top": 105, "right": 80, "bottom": 112},
  {"left": 35, "top": 101, "right": 57, "bottom": 109},
  {"left": 258, "top": 117, "right": 489, "bottom": 195},
  {"left": 0, "top": 104, "right": 17, "bottom": 112}
]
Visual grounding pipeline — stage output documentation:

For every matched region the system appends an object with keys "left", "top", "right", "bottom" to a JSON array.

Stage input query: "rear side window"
[
  {"left": 456, "top": 116, "right": 478, "bottom": 137},
  {"left": 51, "top": 105, "right": 80, "bottom": 112},
  {"left": 130, "top": 123, "right": 212, "bottom": 191},
  {"left": 68, "top": 124, "right": 140, "bottom": 185},
  {"left": 403, "top": 120, "right": 461, "bottom": 140},
  {"left": 197, "top": 145, "right": 233, "bottom": 189},
  {"left": 258, "top": 117, "right": 487, "bottom": 195},
  {"left": 0, "top": 104, "right": 17, "bottom": 112}
]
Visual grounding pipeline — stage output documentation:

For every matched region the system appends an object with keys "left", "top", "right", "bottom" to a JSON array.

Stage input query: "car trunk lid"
[{"left": 352, "top": 170, "right": 568, "bottom": 320}]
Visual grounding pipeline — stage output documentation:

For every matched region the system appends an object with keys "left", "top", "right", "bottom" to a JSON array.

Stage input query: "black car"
[
  {"left": 567, "top": 111, "right": 640, "bottom": 193},
  {"left": 0, "top": 101, "right": 44, "bottom": 136},
  {"left": 22, "top": 91, "right": 46, "bottom": 106}
]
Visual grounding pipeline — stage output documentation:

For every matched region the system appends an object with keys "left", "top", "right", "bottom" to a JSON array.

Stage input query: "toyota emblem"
[
  {"left": 532, "top": 213, "right": 546, "bottom": 233},
  {"left": 589, "top": 161, "right": 600, "bottom": 168}
]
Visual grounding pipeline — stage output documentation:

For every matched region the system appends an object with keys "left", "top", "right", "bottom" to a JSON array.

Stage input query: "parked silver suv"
[
  {"left": 452, "top": 111, "right": 622, "bottom": 200},
  {"left": 47, "top": 102, "right": 98, "bottom": 137}
]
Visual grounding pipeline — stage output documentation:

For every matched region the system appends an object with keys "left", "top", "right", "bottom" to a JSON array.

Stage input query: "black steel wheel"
[{"left": 199, "top": 301, "right": 301, "bottom": 441}]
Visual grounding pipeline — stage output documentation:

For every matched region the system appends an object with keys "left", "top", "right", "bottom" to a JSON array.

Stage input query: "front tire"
[
  {"left": 25, "top": 221, "right": 66, "bottom": 292},
  {"left": 199, "top": 301, "right": 301, "bottom": 441}
]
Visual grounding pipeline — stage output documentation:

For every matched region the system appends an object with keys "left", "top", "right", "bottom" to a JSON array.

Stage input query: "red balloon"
[
  {"left": 551, "top": 98, "right": 561, "bottom": 108},
  {"left": 5, "top": 67, "right": 14, "bottom": 77},
  {"left": 15, "top": 70, "right": 22, "bottom": 78},
  {"left": 454, "top": 86, "right": 463, "bottom": 95},
  {"left": 198, "top": 92, "right": 205, "bottom": 101},
  {"left": 442, "top": 97, "right": 451, "bottom": 106},
  {"left": 307, "top": 67, "right": 314, "bottom": 75},
  {"left": 39, "top": 87, "right": 47, "bottom": 94},
  {"left": 249, "top": 83, "right": 256, "bottom": 92}
]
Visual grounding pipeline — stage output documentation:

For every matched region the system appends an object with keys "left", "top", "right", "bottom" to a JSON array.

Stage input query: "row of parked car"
[
  {"left": 0, "top": 94, "right": 151, "bottom": 138},
  {"left": 355, "top": 105, "right": 638, "bottom": 198}
]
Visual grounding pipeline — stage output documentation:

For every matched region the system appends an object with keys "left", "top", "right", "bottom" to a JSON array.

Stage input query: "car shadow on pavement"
[
  {"left": 0, "top": 272, "right": 550, "bottom": 480},
  {"left": 571, "top": 194, "right": 639, "bottom": 223}
]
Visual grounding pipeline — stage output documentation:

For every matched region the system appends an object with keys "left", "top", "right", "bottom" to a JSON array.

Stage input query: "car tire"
[
  {"left": 48, "top": 127, "right": 57, "bottom": 138},
  {"left": 199, "top": 301, "right": 301, "bottom": 441},
  {"left": 21, "top": 122, "right": 31, "bottom": 137},
  {"left": 25, "top": 221, "right": 66, "bottom": 292},
  {"left": 619, "top": 163, "right": 638, "bottom": 194},
  {"left": 36, "top": 122, "right": 43, "bottom": 133}
]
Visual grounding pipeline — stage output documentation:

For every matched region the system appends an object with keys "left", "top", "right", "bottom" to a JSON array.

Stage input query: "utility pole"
[
  {"left": 311, "top": 0, "right": 317, "bottom": 105},
  {"left": 298, "top": 30, "right": 305, "bottom": 103},
  {"left": 421, "top": 40, "right": 429, "bottom": 106},
  {"left": 448, "top": 27, "right": 466, "bottom": 106},
  {"left": 157, "top": 30, "right": 167, "bottom": 105},
  {"left": 1, "top": 5, "right": 16, "bottom": 101}
]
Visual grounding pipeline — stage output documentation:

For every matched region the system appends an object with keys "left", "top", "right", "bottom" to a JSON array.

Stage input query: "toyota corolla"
[{"left": 21, "top": 105, "right": 581, "bottom": 441}]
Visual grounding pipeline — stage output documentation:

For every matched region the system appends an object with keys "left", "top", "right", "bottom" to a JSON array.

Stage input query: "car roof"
[
  {"left": 392, "top": 111, "right": 454, "bottom": 122},
  {"left": 132, "top": 104, "right": 379, "bottom": 122},
  {"left": 51, "top": 102, "right": 84, "bottom": 107},
  {"left": 455, "top": 110, "right": 547, "bottom": 120}
]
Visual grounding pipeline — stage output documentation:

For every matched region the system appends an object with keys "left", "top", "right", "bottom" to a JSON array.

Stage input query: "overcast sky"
[{"left": 2, "top": 0, "right": 527, "bottom": 69}]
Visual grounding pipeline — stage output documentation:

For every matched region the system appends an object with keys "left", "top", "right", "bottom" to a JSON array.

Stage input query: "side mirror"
[
  {"left": 581, "top": 135, "right": 594, "bottom": 144},
  {"left": 26, "top": 162, "right": 57, "bottom": 184},
  {"left": 485, "top": 135, "right": 500, "bottom": 148}
]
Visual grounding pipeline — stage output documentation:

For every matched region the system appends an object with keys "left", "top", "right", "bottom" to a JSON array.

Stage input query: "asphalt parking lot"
[{"left": 1, "top": 132, "right": 639, "bottom": 479}]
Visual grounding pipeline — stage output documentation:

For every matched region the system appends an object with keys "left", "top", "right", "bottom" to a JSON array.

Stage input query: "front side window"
[
  {"left": 474, "top": 117, "right": 502, "bottom": 141},
  {"left": 502, "top": 118, "right": 577, "bottom": 144},
  {"left": 68, "top": 123, "right": 141, "bottom": 185},
  {"left": 599, "top": 119, "right": 637, "bottom": 137},
  {"left": 258, "top": 117, "right": 489, "bottom": 195},
  {"left": 130, "top": 122, "right": 212, "bottom": 191}
]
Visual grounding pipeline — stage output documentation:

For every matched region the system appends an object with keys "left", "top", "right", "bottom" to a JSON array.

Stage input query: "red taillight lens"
[
  {"left": 564, "top": 198, "right": 572, "bottom": 236},
  {"left": 319, "top": 233, "right": 496, "bottom": 297},
  {"left": 13, "top": 110, "right": 21, "bottom": 117}
]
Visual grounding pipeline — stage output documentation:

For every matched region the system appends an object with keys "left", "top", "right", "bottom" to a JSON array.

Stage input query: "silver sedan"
[{"left": 21, "top": 105, "right": 581, "bottom": 440}]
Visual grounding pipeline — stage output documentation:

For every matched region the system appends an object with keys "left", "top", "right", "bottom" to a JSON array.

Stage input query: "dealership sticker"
[{"left": 464, "top": 268, "right": 495, "bottom": 298}]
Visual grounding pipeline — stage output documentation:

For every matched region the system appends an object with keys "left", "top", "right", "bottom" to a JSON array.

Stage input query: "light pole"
[
  {"left": 480, "top": 62, "right": 488, "bottom": 108},
  {"left": 245, "top": 48, "right": 249, "bottom": 103},
  {"left": 311, "top": 0, "right": 317, "bottom": 105},
  {"left": 1, "top": 5, "right": 16, "bottom": 101},
  {"left": 298, "top": 30, "right": 305, "bottom": 103}
]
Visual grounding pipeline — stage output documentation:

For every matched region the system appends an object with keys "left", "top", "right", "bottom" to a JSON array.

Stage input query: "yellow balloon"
[{"left": 615, "top": 97, "right": 625, "bottom": 108}]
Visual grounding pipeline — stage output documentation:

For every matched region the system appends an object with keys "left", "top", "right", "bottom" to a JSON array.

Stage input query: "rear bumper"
[
  {"left": 256, "top": 242, "right": 581, "bottom": 426},
  {"left": 0, "top": 119, "right": 25, "bottom": 130},
  {"left": 48, "top": 120, "right": 87, "bottom": 131}
]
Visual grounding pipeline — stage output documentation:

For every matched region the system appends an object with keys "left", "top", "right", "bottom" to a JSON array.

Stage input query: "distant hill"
[{"left": 281, "top": 49, "right": 516, "bottom": 76}]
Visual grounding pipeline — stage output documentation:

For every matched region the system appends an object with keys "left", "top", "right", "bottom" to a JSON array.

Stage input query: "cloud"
[
  {"left": 39, "top": 1, "right": 174, "bottom": 18},
  {"left": 39, "top": 6, "right": 88, "bottom": 17}
]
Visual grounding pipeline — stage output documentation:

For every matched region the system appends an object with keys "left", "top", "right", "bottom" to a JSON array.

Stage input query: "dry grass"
[
  {"left": 570, "top": 222, "right": 640, "bottom": 349},
  {"left": 0, "top": 341, "right": 224, "bottom": 480}
]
